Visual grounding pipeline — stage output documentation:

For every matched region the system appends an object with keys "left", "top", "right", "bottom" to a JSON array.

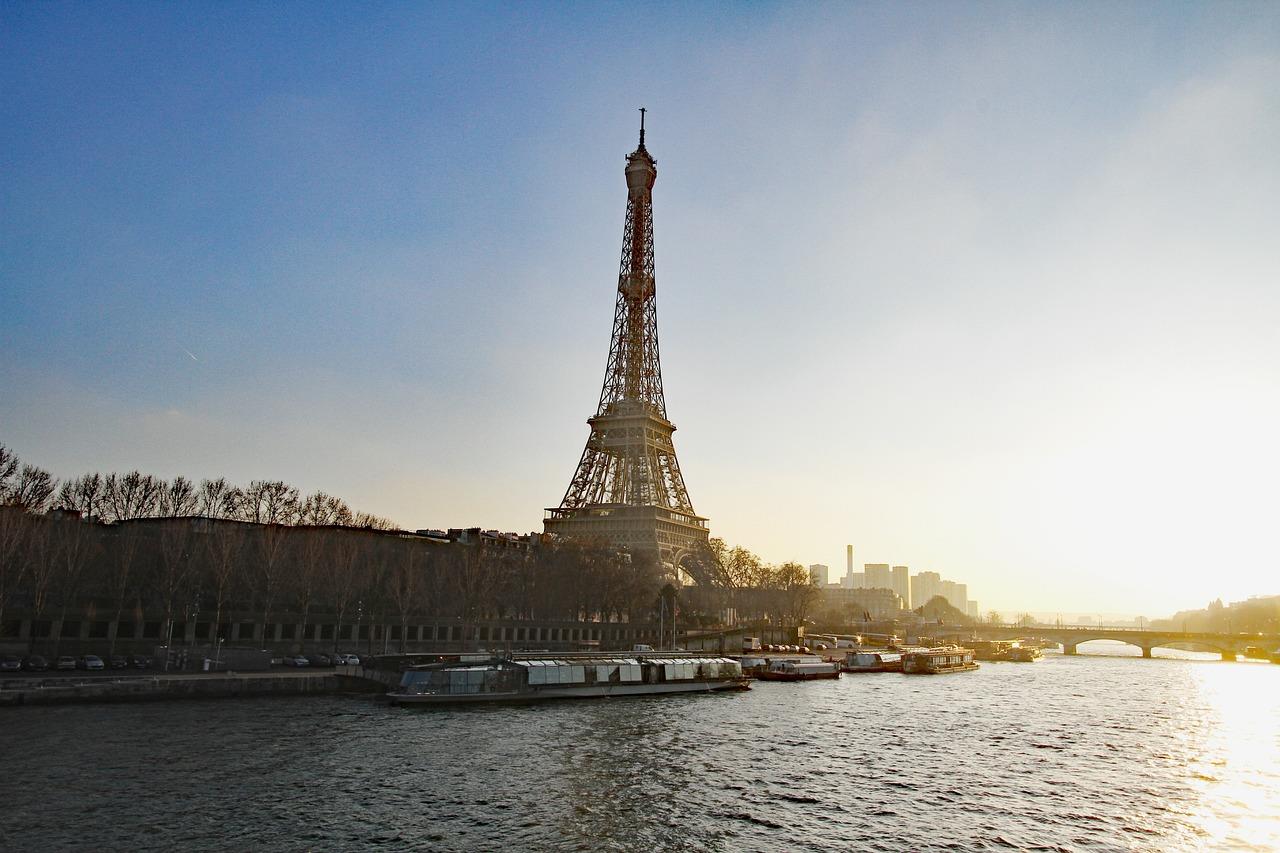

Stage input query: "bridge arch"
[{"left": 1062, "top": 635, "right": 1237, "bottom": 660}]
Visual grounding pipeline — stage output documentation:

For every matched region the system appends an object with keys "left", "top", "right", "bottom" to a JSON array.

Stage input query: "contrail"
[{"left": 182, "top": 347, "right": 200, "bottom": 362}]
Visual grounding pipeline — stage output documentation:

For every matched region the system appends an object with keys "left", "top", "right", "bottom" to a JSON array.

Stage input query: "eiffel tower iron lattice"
[{"left": 544, "top": 115, "right": 710, "bottom": 573}]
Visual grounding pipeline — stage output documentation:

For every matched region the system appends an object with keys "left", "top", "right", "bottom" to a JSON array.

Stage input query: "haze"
[{"left": 3, "top": 4, "right": 1278, "bottom": 616}]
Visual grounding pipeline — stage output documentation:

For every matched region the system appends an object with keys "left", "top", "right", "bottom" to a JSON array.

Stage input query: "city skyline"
[{"left": 4, "top": 5, "right": 1279, "bottom": 616}]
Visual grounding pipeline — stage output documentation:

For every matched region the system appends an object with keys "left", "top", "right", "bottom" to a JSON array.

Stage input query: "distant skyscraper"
[
  {"left": 845, "top": 545, "right": 854, "bottom": 582},
  {"left": 809, "top": 564, "right": 829, "bottom": 586},
  {"left": 865, "top": 563, "right": 891, "bottom": 590},
  {"left": 912, "top": 571, "right": 941, "bottom": 608},
  {"left": 967, "top": 601, "right": 980, "bottom": 619},
  {"left": 955, "top": 583, "right": 968, "bottom": 613},
  {"left": 941, "top": 580, "right": 960, "bottom": 611},
  {"left": 891, "top": 565, "right": 910, "bottom": 608}
]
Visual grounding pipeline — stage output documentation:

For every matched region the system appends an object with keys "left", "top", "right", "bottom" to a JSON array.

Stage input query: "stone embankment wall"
[{"left": 0, "top": 672, "right": 381, "bottom": 707}]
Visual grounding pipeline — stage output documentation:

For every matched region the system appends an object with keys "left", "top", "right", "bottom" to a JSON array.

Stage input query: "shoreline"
[{"left": 0, "top": 669, "right": 383, "bottom": 707}]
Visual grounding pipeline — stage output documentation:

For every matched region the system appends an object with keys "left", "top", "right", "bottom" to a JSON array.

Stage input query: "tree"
[
  {"left": 55, "top": 473, "right": 105, "bottom": 519},
  {"left": 10, "top": 465, "right": 57, "bottom": 513},
  {"left": 102, "top": 471, "right": 161, "bottom": 522},
  {"left": 202, "top": 518, "right": 243, "bottom": 647},
  {"left": 353, "top": 511, "right": 399, "bottom": 531},
  {"left": 49, "top": 512, "right": 99, "bottom": 656},
  {"left": 0, "top": 445, "right": 20, "bottom": 500},
  {"left": 774, "top": 561, "right": 820, "bottom": 626},
  {"left": 299, "top": 491, "right": 352, "bottom": 526},
  {"left": 155, "top": 518, "right": 197, "bottom": 655},
  {"left": 158, "top": 476, "right": 199, "bottom": 517},
  {"left": 987, "top": 610, "right": 1003, "bottom": 625},
  {"left": 244, "top": 480, "right": 300, "bottom": 525},
  {"left": 325, "top": 530, "right": 366, "bottom": 654}
]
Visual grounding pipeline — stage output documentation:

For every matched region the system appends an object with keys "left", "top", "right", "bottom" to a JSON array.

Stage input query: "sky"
[{"left": 3, "top": 3, "right": 1278, "bottom": 617}]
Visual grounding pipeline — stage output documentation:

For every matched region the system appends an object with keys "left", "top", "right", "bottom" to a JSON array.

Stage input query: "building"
[
  {"left": 891, "top": 565, "right": 910, "bottom": 608},
  {"left": 543, "top": 118, "right": 710, "bottom": 576},
  {"left": 808, "top": 564, "right": 829, "bottom": 586},
  {"left": 842, "top": 572, "right": 866, "bottom": 589},
  {"left": 820, "top": 587, "right": 904, "bottom": 621},
  {"left": 941, "top": 580, "right": 967, "bottom": 613},
  {"left": 967, "top": 601, "right": 980, "bottom": 620},
  {"left": 912, "top": 571, "right": 941, "bottom": 609},
  {"left": 865, "top": 563, "right": 892, "bottom": 591}
]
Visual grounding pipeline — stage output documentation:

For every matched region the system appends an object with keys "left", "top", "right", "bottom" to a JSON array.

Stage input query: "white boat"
[
  {"left": 902, "top": 647, "right": 979, "bottom": 674},
  {"left": 841, "top": 650, "right": 903, "bottom": 673},
  {"left": 388, "top": 654, "right": 749, "bottom": 705}
]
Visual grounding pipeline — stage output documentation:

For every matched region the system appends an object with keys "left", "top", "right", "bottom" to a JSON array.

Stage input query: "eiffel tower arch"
[{"left": 544, "top": 114, "right": 711, "bottom": 579}]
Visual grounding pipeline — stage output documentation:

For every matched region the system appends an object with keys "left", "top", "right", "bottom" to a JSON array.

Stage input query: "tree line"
[{"left": 0, "top": 443, "right": 828, "bottom": 652}]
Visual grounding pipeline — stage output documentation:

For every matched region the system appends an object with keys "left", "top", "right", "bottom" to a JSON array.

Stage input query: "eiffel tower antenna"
[{"left": 544, "top": 116, "right": 710, "bottom": 576}]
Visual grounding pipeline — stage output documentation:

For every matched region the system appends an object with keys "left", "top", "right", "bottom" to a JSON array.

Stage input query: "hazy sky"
[{"left": 3, "top": 4, "right": 1278, "bottom": 616}]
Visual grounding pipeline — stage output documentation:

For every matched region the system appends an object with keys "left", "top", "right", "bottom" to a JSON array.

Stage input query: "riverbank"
[{"left": 0, "top": 669, "right": 382, "bottom": 706}]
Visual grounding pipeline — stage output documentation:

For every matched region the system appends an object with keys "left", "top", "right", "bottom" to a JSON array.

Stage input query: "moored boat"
[
  {"left": 388, "top": 653, "right": 749, "bottom": 705},
  {"left": 1007, "top": 645, "right": 1043, "bottom": 662},
  {"left": 755, "top": 658, "right": 841, "bottom": 681},
  {"left": 967, "top": 640, "right": 1015, "bottom": 662},
  {"left": 902, "top": 647, "right": 979, "bottom": 674},
  {"left": 841, "top": 650, "right": 903, "bottom": 673}
]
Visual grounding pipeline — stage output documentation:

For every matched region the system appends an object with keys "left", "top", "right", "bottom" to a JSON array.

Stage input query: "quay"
[{"left": 0, "top": 668, "right": 381, "bottom": 707}]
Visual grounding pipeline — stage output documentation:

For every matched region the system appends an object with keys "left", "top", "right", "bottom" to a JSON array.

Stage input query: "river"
[{"left": 3, "top": 644, "right": 1278, "bottom": 852}]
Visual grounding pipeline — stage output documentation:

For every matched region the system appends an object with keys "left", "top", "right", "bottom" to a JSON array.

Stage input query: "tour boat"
[
  {"left": 387, "top": 654, "right": 749, "bottom": 705},
  {"left": 754, "top": 658, "right": 841, "bottom": 681},
  {"left": 967, "top": 640, "right": 1015, "bottom": 662},
  {"left": 840, "top": 650, "right": 903, "bottom": 673},
  {"left": 1007, "top": 645, "right": 1043, "bottom": 662},
  {"left": 901, "top": 647, "right": 979, "bottom": 674}
]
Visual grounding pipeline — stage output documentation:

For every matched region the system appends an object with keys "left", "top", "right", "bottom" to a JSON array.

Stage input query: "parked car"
[
  {"left": 282, "top": 655, "right": 309, "bottom": 667},
  {"left": 56, "top": 656, "right": 77, "bottom": 671},
  {"left": 77, "top": 655, "right": 105, "bottom": 671},
  {"left": 109, "top": 655, "right": 129, "bottom": 669},
  {"left": 128, "top": 654, "right": 152, "bottom": 669},
  {"left": 304, "top": 653, "right": 332, "bottom": 667},
  {"left": 22, "top": 655, "right": 49, "bottom": 672},
  {"left": 334, "top": 653, "right": 360, "bottom": 666},
  {"left": 0, "top": 655, "right": 22, "bottom": 672}
]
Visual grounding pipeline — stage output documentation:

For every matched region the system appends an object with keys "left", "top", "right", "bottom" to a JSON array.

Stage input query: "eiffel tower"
[{"left": 544, "top": 112, "right": 710, "bottom": 575}]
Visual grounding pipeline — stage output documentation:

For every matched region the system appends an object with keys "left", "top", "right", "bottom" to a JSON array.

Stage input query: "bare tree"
[
  {"left": 158, "top": 476, "right": 198, "bottom": 517},
  {"left": 202, "top": 518, "right": 244, "bottom": 646},
  {"left": 49, "top": 512, "right": 99, "bottom": 656},
  {"left": 352, "top": 511, "right": 399, "bottom": 531},
  {"left": 0, "top": 506, "right": 31, "bottom": 638},
  {"left": 23, "top": 514, "right": 57, "bottom": 652},
  {"left": 103, "top": 471, "right": 161, "bottom": 522},
  {"left": 197, "top": 478, "right": 231, "bottom": 518},
  {"left": 155, "top": 518, "right": 197, "bottom": 656},
  {"left": 105, "top": 522, "right": 145, "bottom": 655},
  {"left": 252, "top": 523, "right": 293, "bottom": 643},
  {"left": 325, "top": 530, "right": 366, "bottom": 654},
  {"left": 244, "top": 480, "right": 300, "bottom": 525},
  {"left": 299, "top": 491, "right": 353, "bottom": 526},
  {"left": 0, "top": 445, "right": 20, "bottom": 500},
  {"left": 55, "top": 473, "right": 105, "bottom": 519},
  {"left": 10, "top": 465, "right": 57, "bottom": 513}
]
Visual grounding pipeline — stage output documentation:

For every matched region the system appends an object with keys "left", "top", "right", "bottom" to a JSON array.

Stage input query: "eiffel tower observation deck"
[{"left": 545, "top": 112, "right": 710, "bottom": 575}]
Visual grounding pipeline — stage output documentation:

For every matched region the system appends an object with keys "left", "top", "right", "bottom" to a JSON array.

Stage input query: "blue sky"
[{"left": 3, "top": 3, "right": 1279, "bottom": 615}]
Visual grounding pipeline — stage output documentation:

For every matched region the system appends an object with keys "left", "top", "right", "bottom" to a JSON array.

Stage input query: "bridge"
[{"left": 936, "top": 624, "right": 1280, "bottom": 661}]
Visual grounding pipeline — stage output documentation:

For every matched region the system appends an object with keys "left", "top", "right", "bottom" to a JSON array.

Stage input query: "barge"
[
  {"left": 902, "top": 647, "right": 979, "bottom": 674},
  {"left": 388, "top": 653, "right": 749, "bottom": 705},
  {"left": 840, "top": 650, "right": 903, "bottom": 673},
  {"left": 755, "top": 658, "right": 841, "bottom": 681},
  {"left": 1007, "top": 645, "right": 1043, "bottom": 662}
]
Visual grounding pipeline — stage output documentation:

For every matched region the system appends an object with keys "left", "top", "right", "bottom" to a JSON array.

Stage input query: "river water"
[{"left": 3, "top": 644, "right": 1278, "bottom": 852}]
